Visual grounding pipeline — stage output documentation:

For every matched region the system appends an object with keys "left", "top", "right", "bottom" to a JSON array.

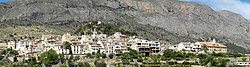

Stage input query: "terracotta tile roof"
[{"left": 198, "top": 42, "right": 227, "bottom": 48}]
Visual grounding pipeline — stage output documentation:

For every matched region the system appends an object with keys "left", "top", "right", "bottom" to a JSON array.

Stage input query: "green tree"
[
  {"left": 196, "top": 54, "right": 209, "bottom": 65},
  {"left": 74, "top": 21, "right": 137, "bottom": 36},
  {"left": 84, "top": 62, "right": 91, "bottom": 67},
  {"left": 63, "top": 42, "right": 72, "bottom": 54},
  {"left": 210, "top": 58, "right": 230, "bottom": 67},
  {"left": 150, "top": 54, "right": 160, "bottom": 64},
  {"left": 137, "top": 56, "right": 143, "bottom": 62},
  {"left": 59, "top": 54, "right": 65, "bottom": 64},
  {"left": 242, "top": 58, "right": 247, "bottom": 62},
  {"left": 121, "top": 53, "right": 130, "bottom": 64},
  {"left": 163, "top": 49, "right": 175, "bottom": 59},
  {"left": 96, "top": 50, "right": 101, "bottom": 58},
  {"left": 40, "top": 49, "right": 59, "bottom": 66},
  {"left": 201, "top": 45, "right": 208, "bottom": 53},
  {"left": 185, "top": 53, "right": 195, "bottom": 59},
  {"left": 95, "top": 61, "right": 106, "bottom": 67},
  {"left": 101, "top": 53, "right": 107, "bottom": 58},
  {"left": 128, "top": 48, "right": 138, "bottom": 59},
  {"left": 86, "top": 53, "right": 92, "bottom": 58},
  {"left": 29, "top": 57, "right": 37, "bottom": 67},
  {"left": 60, "top": 64, "right": 67, "bottom": 67},
  {"left": 108, "top": 53, "right": 114, "bottom": 59},
  {"left": 74, "top": 55, "right": 80, "bottom": 61},
  {"left": 0, "top": 48, "right": 18, "bottom": 62},
  {"left": 78, "top": 62, "right": 84, "bottom": 67}
]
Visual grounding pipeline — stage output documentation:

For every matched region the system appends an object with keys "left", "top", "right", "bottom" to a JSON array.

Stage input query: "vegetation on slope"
[{"left": 75, "top": 21, "right": 137, "bottom": 36}]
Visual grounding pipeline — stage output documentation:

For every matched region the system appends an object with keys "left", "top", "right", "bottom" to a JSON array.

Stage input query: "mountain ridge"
[{"left": 0, "top": 0, "right": 250, "bottom": 53}]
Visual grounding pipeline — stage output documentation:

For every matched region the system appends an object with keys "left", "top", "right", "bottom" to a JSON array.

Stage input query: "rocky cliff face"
[{"left": 1, "top": 0, "right": 250, "bottom": 53}]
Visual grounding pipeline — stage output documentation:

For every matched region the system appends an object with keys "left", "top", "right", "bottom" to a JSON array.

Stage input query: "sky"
[
  {"left": 182, "top": 0, "right": 250, "bottom": 20},
  {"left": 0, "top": 0, "right": 9, "bottom": 2}
]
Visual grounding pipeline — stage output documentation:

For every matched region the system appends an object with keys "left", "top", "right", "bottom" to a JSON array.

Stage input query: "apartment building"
[
  {"left": 169, "top": 39, "right": 227, "bottom": 53},
  {"left": 7, "top": 31, "right": 162, "bottom": 57},
  {"left": 131, "top": 39, "right": 161, "bottom": 55},
  {"left": 195, "top": 39, "right": 227, "bottom": 53},
  {"left": 169, "top": 42, "right": 201, "bottom": 53}
]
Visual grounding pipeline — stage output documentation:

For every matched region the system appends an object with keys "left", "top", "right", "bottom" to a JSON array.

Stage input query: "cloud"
[{"left": 181, "top": 0, "right": 250, "bottom": 19}]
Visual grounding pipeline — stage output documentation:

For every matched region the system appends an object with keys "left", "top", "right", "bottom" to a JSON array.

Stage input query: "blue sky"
[
  {"left": 0, "top": 0, "right": 9, "bottom": 2},
  {"left": 241, "top": 0, "right": 250, "bottom": 3},
  {"left": 182, "top": 0, "right": 250, "bottom": 20}
]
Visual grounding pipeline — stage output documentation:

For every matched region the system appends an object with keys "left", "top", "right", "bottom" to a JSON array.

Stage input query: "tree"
[
  {"left": 95, "top": 61, "right": 106, "bottom": 67},
  {"left": 185, "top": 53, "right": 195, "bottom": 59},
  {"left": 84, "top": 62, "right": 91, "bottom": 67},
  {"left": 59, "top": 54, "right": 65, "bottom": 64},
  {"left": 63, "top": 42, "right": 72, "bottom": 54},
  {"left": 242, "top": 58, "right": 247, "bottom": 62},
  {"left": 6, "top": 48, "right": 18, "bottom": 55},
  {"left": 28, "top": 57, "right": 37, "bottom": 67},
  {"left": 78, "top": 62, "right": 84, "bottom": 67},
  {"left": 137, "top": 56, "right": 143, "bottom": 62},
  {"left": 128, "top": 48, "right": 138, "bottom": 59},
  {"left": 86, "top": 53, "right": 92, "bottom": 58},
  {"left": 150, "top": 54, "right": 160, "bottom": 64},
  {"left": 0, "top": 48, "right": 18, "bottom": 61},
  {"left": 201, "top": 45, "right": 208, "bottom": 53},
  {"left": 74, "top": 21, "right": 137, "bottom": 36},
  {"left": 210, "top": 58, "right": 230, "bottom": 67},
  {"left": 121, "top": 53, "right": 130, "bottom": 64},
  {"left": 96, "top": 50, "right": 101, "bottom": 58},
  {"left": 74, "top": 56, "right": 80, "bottom": 61},
  {"left": 196, "top": 54, "right": 209, "bottom": 65},
  {"left": 163, "top": 49, "right": 175, "bottom": 59},
  {"left": 101, "top": 53, "right": 107, "bottom": 58},
  {"left": 40, "top": 49, "right": 59, "bottom": 66},
  {"left": 108, "top": 53, "right": 114, "bottom": 59}
]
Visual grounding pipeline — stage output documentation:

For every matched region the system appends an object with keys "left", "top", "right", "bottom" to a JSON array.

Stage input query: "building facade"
[
  {"left": 169, "top": 39, "right": 227, "bottom": 53},
  {"left": 7, "top": 32, "right": 162, "bottom": 57}
]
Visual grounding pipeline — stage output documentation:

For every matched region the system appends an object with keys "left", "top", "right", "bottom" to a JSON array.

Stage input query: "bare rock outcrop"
[{"left": 1, "top": 0, "right": 250, "bottom": 52}]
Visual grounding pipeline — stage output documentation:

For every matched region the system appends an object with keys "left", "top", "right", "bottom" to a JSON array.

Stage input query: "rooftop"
[{"left": 198, "top": 42, "right": 227, "bottom": 48}]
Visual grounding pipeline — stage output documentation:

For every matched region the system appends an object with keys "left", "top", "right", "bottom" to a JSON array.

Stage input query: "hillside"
[{"left": 0, "top": 0, "right": 250, "bottom": 53}]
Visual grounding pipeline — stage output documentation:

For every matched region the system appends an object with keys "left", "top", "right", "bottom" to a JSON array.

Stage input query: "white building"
[
  {"left": 169, "top": 42, "right": 201, "bottom": 53},
  {"left": 234, "top": 62, "right": 250, "bottom": 66},
  {"left": 195, "top": 39, "right": 227, "bottom": 53},
  {"left": 131, "top": 39, "right": 161, "bottom": 55},
  {"left": 169, "top": 39, "right": 227, "bottom": 53},
  {"left": 7, "top": 31, "right": 162, "bottom": 57}
]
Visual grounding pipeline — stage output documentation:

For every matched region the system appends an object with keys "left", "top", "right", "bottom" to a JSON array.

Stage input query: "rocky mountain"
[{"left": 1, "top": 0, "right": 250, "bottom": 53}]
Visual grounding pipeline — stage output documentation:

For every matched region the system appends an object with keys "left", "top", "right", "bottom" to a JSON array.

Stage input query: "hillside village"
[{"left": 0, "top": 22, "right": 249, "bottom": 67}]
